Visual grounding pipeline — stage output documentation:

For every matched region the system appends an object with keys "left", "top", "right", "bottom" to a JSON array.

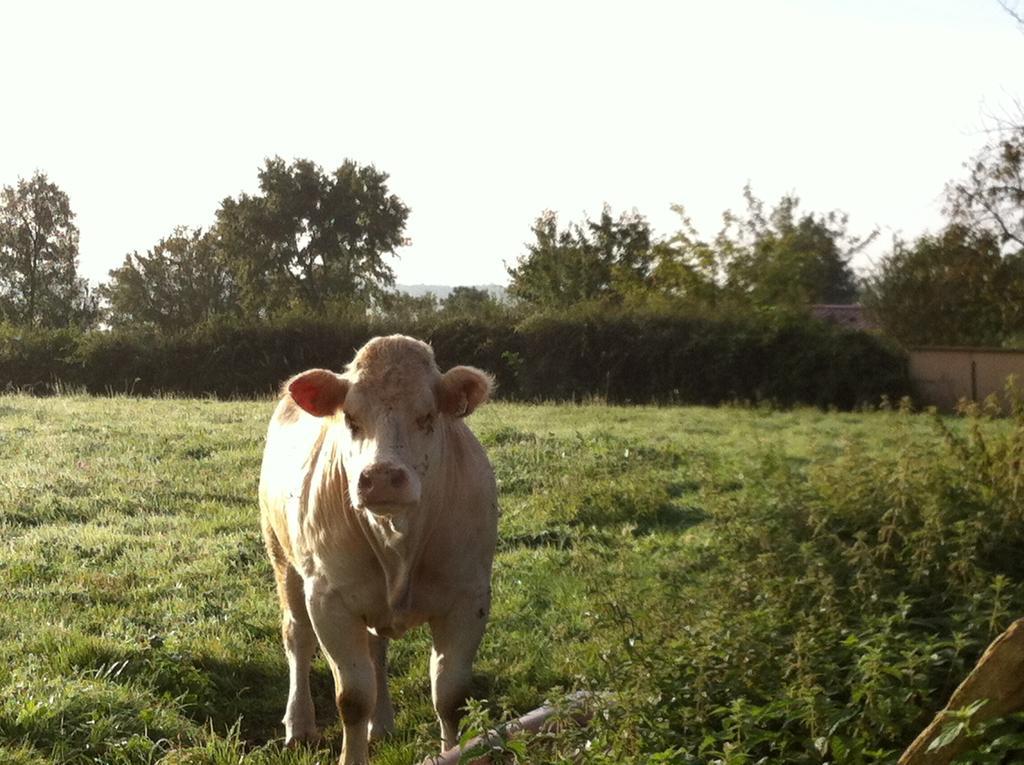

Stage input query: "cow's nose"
[{"left": 359, "top": 464, "right": 406, "bottom": 494}]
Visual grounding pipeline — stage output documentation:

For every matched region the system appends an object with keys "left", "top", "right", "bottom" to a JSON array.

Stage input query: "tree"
[
  {"left": 647, "top": 206, "right": 723, "bottom": 307},
  {"left": 374, "top": 291, "right": 439, "bottom": 323},
  {"left": 100, "top": 227, "right": 238, "bottom": 331},
  {"left": 946, "top": 122, "right": 1024, "bottom": 257},
  {"left": 507, "top": 207, "right": 654, "bottom": 308},
  {"left": 868, "top": 115, "right": 1024, "bottom": 348},
  {"left": 718, "top": 187, "right": 868, "bottom": 308},
  {"left": 214, "top": 157, "right": 410, "bottom": 317},
  {"left": 508, "top": 193, "right": 866, "bottom": 313},
  {"left": 0, "top": 172, "right": 97, "bottom": 327},
  {"left": 862, "top": 225, "right": 1024, "bottom": 346},
  {"left": 441, "top": 286, "right": 504, "bottom": 318}
]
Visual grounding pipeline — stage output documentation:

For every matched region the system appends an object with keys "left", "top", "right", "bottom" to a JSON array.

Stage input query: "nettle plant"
[{"left": 510, "top": 389, "right": 1024, "bottom": 764}]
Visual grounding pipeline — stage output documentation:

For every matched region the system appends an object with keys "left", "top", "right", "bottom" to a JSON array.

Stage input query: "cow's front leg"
[
  {"left": 305, "top": 579, "right": 375, "bottom": 765},
  {"left": 368, "top": 632, "right": 395, "bottom": 742},
  {"left": 429, "top": 596, "right": 489, "bottom": 751},
  {"left": 280, "top": 566, "right": 319, "bottom": 745},
  {"left": 264, "top": 524, "right": 319, "bottom": 745}
]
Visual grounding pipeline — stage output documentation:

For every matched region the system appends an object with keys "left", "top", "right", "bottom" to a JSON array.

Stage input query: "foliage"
[
  {"left": 860, "top": 120, "right": 1024, "bottom": 348},
  {"left": 646, "top": 206, "right": 722, "bottom": 307},
  {"left": 0, "top": 164, "right": 873, "bottom": 333},
  {"left": 948, "top": 710, "right": 1024, "bottom": 763},
  {"left": 862, "top": 225, "right": 1024, "bottom": 347},
  {"left": 441, "top": 286, "right": 506, "bottom": 319},
  {"left": 0, "top": 322, "right": 84, "bottom": 389},
  {"left": 506, "top": 207, "right": 654, "bottom": 309},
  {"left": 100, "top": 227, "right": 240, "bottom": 331},
  {"left": 635, "top": 188, "right": 871, "bottom": 312},
  {"left": 374, "top": 287, "right": 511, "bottom": 324},
  {"left": 213, "top": 157, "right": 409, "bottom": 316},
  {"left": 0, "top": 172, "right": 98, "bottom": 328},
  {"left": 511, "top": 305, "right": 908, "bottom": 407},
  {"left": 0, "top": 308, "right": 910, "bottom": 408},
  {"left": 509, "top": 190, "right": 871, "bottom": 316},
  {"left": 947, "top": 122, "right": 1024, "bottom": 257},
  {"left": 373, "top": 290, "right": 440, "bottom": 323},
  {"left": 717, "top": 186, "right": 869, "bottom": 308},
  {"left": 536, "top": 397, "right": 1024, "bottom": 763}
]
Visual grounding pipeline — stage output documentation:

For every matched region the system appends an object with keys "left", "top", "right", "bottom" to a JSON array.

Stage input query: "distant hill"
[{"left": 397, "top": 284, "right": 508, "bottom": 301}]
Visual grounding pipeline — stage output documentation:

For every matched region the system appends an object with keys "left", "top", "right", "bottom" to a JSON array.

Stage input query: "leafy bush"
[
  {"left": 0, "top": 323, "right": 83, "bottom": 392},
  {"left": 526, "top": 398, "right": 1024, "bottom": 763},
  {"left": 0, "top": 309, "right": 909, "bottom": 408}
]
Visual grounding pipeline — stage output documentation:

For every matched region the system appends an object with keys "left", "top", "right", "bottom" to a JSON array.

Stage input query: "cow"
[{"left": 259, "top": 335, "right": 498, "bottom": 765}]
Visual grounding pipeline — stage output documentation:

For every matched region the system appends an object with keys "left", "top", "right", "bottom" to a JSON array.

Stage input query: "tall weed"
[{"left": 541, "top": 400, "right": 1024, "bottom": 763}]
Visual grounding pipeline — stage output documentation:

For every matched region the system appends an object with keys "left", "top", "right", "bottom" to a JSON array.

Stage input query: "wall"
[{"left": 909, "top": 347, "right": 1024, "bottom": 412}]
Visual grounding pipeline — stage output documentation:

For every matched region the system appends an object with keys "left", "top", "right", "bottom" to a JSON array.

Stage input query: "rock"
[{"left": 899, "top": 618, "right": 1024, "bottom": 764}]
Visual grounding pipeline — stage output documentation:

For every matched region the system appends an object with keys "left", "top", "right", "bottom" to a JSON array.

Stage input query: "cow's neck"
[
  {"left": 360, "top": 499, "right": 430, "bottom": 614},
  {"left": 319, "top": 425, "right": 450, "bottom": 620},
  {"left": 359, "top": 424, "right": 452, "bottom": 615}
]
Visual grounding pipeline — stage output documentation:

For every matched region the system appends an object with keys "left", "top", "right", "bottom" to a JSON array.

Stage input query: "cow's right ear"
[{"left": 286, "top": 369, "right": 349, "bottom": 418}]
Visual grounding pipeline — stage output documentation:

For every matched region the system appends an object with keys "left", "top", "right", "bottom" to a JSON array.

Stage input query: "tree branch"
[
  {"left": 1000, "top": 0, "right": 1024, "bottom": 27},
  {"left": 965, "top": 187, "right": 1024, "bottom": 248}
]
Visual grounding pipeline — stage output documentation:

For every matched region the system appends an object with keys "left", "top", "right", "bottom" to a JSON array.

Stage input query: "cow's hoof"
[
  {"left": 284, "top": 726, "right": 321, "bottom": 747},
  {"left": 368, "top": 716, "right": 395, "bottom": 743}
]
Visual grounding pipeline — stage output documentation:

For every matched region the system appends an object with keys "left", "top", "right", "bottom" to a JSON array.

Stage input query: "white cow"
[{"left": 259, "top": 335, "right": 498, "bottom": 765}]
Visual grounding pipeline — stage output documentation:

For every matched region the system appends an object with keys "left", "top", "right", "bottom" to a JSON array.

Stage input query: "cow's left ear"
[{"left": 439, "top": 366, "right": 493, "bottom": 417}]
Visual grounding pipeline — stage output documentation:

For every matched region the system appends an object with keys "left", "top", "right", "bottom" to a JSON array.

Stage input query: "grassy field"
[{"left": 1, "top": 395, "right": 1022, "bottom": 764}]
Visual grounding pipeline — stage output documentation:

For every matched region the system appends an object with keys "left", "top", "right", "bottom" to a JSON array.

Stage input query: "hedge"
[{"left": 0, "top": 309, "right": 911, "bottom": 408}]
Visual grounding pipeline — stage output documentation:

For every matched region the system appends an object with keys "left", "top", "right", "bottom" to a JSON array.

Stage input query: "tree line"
[{"left": 2, "top": 120, "right": 1023, "bottom": 347}]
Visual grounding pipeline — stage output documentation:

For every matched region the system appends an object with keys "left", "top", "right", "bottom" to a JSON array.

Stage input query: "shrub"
[
  {"left": 0, "top": 323, "right": 83, "bottom": 392},
  {"left": 0, "top": 309, "right": 910, "bottom": 408},
  {"left": 535, "top": 400, "right": 1024, "bottom": 763},
  {"left": 514, "top": 305, "right": 909, "bottom": 406}
]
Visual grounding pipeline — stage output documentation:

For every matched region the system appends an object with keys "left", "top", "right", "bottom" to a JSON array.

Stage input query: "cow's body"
[{"left": 259, "top": 336, "right": 497, "bottom": 765}]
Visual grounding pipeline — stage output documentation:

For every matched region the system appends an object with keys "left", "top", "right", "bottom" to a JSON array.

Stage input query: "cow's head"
[{"left": 284, "top": 335, "right": 492, "bottom": 514}]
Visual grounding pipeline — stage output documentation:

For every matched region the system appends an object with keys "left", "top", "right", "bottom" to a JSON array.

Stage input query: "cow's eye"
[
  {"left": 344, "top": 414, "right": 362, "bottom": 436},
  {"left": 416, "top": 413, "right": 435, "bottom": 431}
]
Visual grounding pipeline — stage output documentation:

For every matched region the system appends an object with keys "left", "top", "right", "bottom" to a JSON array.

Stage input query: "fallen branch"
[{"left": 419, "top": 690, "right": 597, "bottom": 765}]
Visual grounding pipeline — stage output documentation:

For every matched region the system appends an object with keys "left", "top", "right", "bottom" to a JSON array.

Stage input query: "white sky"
[{"left": 2, "top": 0, "right": 1022, "bottom": 288}]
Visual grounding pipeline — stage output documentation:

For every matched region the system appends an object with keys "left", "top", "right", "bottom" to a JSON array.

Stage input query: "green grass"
[{"left": 1, "top": 395, "right": 1021, "bottom": 764}]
